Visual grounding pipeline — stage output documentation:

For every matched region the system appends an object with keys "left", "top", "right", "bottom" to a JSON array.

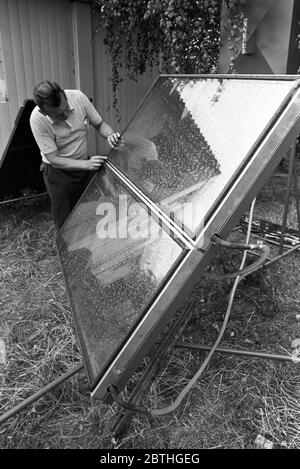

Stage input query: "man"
[{"left": 30, "top": 80, "right": 120, "bottom": 230}]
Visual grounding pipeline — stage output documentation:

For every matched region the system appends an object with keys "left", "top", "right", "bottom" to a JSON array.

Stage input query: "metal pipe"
[
  {"left": 0, "top": 192, "right": 48, "bottom": 206},
  {"left": 0, "top": 363, "right": 84, "bottom": 426},
  {"left": 279, "top": 143, "right": 297, "bottom": 254},
  {"left": 110, "top": 301, "right": 196, "bottom": 439},
  {"left": 292, "top": 150, "right": 300, "bottom": 242},
  {"left": 246, "top": 242, "right": 299, "bottom": 267},
  {"left": 175, "top": 342, "right": 300, "bottom": 364},
  {"left": 263, "top": 243, "right": 300, "bottom": 267}
]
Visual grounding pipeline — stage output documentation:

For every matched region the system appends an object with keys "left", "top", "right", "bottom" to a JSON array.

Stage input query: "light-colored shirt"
[{"left": 30, "top": 89, "right": 102, "bottom": 164}]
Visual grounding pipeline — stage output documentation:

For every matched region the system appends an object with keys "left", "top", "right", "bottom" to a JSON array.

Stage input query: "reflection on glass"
[
  {"left": 109, "top": 77, "right": 295, "bottom": 235},
  {"left": 57, "top": 168, "right": 183, "bottom": 386}
]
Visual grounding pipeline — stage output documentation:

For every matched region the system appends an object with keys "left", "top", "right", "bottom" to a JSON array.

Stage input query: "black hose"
[
  {"left": 204, "top": 234, "right": 271, "bottom": 280},
  {"left": 109, "top": 386, "right": 149, "bottom": 415}
]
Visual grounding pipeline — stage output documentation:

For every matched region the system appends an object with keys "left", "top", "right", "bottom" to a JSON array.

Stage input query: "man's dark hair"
[{"left": 33, "top": 80, "right": 67, "bottom": 110}]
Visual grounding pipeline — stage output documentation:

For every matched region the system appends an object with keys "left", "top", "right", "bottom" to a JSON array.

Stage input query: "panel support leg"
[{"left": 279, "top": 142, "right": 300, "bottom": 253}]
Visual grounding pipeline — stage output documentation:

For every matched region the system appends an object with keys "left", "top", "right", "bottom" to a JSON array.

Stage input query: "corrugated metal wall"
[
  {"left": 0, "top": 0, "right": 158, "bottom": 159},
  {"left": 0, "top": 0, "right": 75, "bottom": 159}
]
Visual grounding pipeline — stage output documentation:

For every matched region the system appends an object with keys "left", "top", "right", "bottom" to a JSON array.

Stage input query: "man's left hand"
[{"left": 107, "top": 132, "right": 122, "bottom": 148}]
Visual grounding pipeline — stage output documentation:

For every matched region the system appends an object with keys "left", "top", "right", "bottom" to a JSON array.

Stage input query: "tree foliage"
[
  {"left": 80, "top": 0, "right": 245, "bottom": 107},
  {"left": 224, "top": 0, "right": 247, "bottom": 71}
]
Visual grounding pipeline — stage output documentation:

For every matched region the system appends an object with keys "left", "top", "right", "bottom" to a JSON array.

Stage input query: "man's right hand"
[{"left": 86, "top": 155, "right": 107, "bottom": 170}]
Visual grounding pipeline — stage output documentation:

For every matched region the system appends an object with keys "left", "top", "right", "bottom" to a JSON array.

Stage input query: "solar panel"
[
  {"left": 0, "top": 99, "right": 45, "bottom": 200},
  {"left": 56, "top": 75, "right": 300, "bottom": 402},
  {"left": 57, "top": 167, "right": 186, "bottom": 388},
  {"left": 109, "top": 76, "right": 297, "bottom": 237}
]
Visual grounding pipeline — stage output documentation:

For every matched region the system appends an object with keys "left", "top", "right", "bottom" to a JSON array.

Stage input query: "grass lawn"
[{"left": 0, "top": 171, "right": 299, "bottom": 449}]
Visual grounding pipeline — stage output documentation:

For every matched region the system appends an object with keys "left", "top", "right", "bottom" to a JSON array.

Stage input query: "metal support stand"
[
  {"left": 109, "top": 300, "right": 197, "bottom": 443},
  {"left": 0, "top": 363, "right": 84, "bottom": 426},
  {"left": 0, "top": 192, "right": 48, "bottom": 206},
  {"left": 279, "top": 142, "right": 300, "bottom": 253},
  {"left": 175, "top": 342, "right": 300, "bottom": 364}
]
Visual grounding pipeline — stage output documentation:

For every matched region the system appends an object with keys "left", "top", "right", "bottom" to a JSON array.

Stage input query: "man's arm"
[
  {"left": 80, "top": 91, "right": 121, "bottom": 148},
  {"left": 94, "top": 121, "right": 121, "bottom": 148},
  {"left": 44, "top": 151, "right": 107, "bottom": 171}
]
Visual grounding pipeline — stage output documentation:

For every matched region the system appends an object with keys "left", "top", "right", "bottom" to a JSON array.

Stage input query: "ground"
[{"left": 0, "top": 170, "right": 299, "bottom": 449}]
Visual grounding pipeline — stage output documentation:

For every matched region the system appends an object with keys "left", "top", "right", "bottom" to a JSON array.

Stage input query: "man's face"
[{"left": 42, "top": 93, "right": 71, "bottom": 122}]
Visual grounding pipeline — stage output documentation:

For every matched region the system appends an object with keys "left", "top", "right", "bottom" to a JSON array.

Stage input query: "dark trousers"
[{"left": 42, "top": 163, "right": 94, "bottom": 231}]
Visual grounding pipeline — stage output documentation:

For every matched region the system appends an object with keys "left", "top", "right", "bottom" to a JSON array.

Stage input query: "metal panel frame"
[{"left": 91, "top": 76, "right": 300, "bottom": 402}]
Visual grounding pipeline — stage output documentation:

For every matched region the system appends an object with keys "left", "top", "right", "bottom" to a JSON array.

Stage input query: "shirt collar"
[
  {"left": 64, "top": 108, "right": 75, "bottom": 126},
  {"left": 38, "top": 106, "right": 74, "bottom": 125}
]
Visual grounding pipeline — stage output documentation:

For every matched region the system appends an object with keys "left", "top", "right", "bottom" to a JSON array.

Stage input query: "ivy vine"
[
  {"left": 79, "top": 0, "right": 245, "bottom": 112},
  {"left": 224, "top": 0, "right": 247, "bottom": 72}
]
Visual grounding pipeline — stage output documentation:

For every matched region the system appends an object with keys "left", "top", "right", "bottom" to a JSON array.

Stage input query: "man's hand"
[
  {"left": 107, "top": 132, "right": 122, "bottom": 148},
  {"left": 85, "top": 155, "right": 107, "bottom": 170}
]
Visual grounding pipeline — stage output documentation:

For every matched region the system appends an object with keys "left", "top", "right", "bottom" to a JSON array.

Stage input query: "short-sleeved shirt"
[{"left": 30, "top": 89, "right": 102, "bottom": 164}]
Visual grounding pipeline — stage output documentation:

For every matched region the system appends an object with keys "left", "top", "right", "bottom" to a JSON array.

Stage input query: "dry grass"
[{"left": 0, "top": 172, "right": 299, "bottom": 449}]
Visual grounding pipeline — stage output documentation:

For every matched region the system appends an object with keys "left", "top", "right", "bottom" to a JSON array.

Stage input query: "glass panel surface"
[
  {"left": 57, "top": 168, "right": 183, "bottom": 387},
  {"left": 109, "top": 77, "right": 296, "bottom": 236}
]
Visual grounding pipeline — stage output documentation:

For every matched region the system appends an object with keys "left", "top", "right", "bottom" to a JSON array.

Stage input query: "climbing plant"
[
  {"left": 223, "top": 0, "right": 247, "bottom": 72},
  {"left": 79, "top": 0, "right": 245, "bottom": 109}
]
